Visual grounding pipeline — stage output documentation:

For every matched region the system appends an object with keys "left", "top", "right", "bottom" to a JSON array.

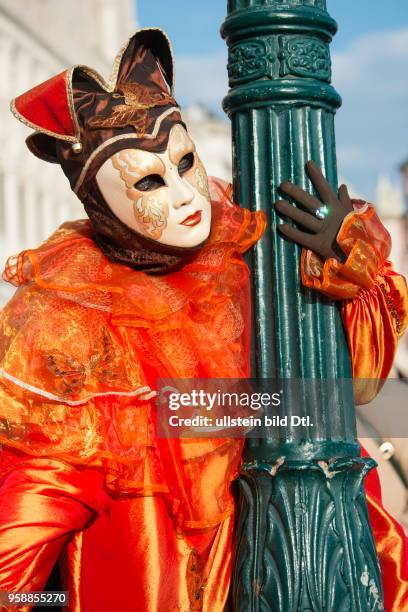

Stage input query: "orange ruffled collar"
[
  {"left": 0, "top": 178, "right": 266, "bottom": 523},
  {"left": 3, "top": 177, "right": 266, "bottom": 322}
]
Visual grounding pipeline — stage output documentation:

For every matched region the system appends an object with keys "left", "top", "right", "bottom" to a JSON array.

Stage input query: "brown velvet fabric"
[{"left": 58, "top": 37, "right": 182, "bottom": 197}]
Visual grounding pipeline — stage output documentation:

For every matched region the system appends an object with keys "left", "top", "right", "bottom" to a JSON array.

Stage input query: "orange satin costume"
[{"left": 0, "top": 178, "right": 408, "bottom": 611}]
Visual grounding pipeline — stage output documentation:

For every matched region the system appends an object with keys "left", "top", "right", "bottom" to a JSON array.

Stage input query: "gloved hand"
[{"left": 274, "top": 160, "right": 354, "bottom": 261}]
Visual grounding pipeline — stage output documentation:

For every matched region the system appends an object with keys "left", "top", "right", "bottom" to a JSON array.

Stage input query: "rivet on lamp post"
[{"left": 221, "top": 1, "right": 384, "bottom": 610}]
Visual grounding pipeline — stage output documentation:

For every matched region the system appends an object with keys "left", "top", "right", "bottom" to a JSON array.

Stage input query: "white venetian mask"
[{"left": 95, "top": 124, "right": 212, "bottom": 248}]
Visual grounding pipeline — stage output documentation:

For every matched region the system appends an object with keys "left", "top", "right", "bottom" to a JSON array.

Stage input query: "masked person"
[{"left": 0, "top": 28, "right": 407, "bottom": 612}]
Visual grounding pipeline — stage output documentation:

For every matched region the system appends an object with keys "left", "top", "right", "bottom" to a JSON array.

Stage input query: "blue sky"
[{"left": 136, "top": 2, "right": 408, "bottom": 199}]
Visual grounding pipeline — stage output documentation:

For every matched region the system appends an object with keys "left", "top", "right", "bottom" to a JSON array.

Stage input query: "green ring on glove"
[{"left": 315, "top": 205, "right": 329, "bottom": 220}]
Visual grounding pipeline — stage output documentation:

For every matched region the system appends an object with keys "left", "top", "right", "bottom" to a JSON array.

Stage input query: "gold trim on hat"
[
  {"left": 10, "top": 69, "right": 83, "bottom": 145},
  {"left": 70, "top": 28, "right": 175, "bottom": 96},
  {"left": 10, "top": 97, "right": 79, "bottom": 144},
  {"left": 66, "top": 67, "right": 82, "bottom": 142},
  {"left": 73, "top": 106, "right": 181, "bottom": 194},
  {"left": 108, "top": 27, "right": 175, "bottom": 95},
  {"left": 10, "top": 28, "right": 177, "bottom": 153},
  {"left": 75, "top": 65, "right": 112, "bottom": 93}
]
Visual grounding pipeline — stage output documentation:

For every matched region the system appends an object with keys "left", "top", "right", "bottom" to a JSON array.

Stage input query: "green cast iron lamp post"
[{"left": 221, "top": 1, "right": 385, "bottom": 610}]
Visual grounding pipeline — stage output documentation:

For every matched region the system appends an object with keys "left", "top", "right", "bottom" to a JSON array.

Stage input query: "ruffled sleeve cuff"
[
  {"left": 207, "top": 176, "right": 267, "bottom": 254},
  {"left": 301, "top": 202, "right": 392, "bottom": 300}
]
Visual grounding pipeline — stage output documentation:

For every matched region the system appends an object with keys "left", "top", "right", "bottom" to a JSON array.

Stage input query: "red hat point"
[{"left": 11, "top": 70, "right": 78, "bottom": 142}]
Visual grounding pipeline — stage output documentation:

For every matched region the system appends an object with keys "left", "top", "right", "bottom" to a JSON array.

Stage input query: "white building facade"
[{"left": 0, "top": 0, "right": 137, "bottom": 302}]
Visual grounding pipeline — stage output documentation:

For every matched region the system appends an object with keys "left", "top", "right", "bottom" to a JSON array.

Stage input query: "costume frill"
[
  {"left": 0, "top": 180, "right": 407, "bottom": 611},
  {"left": 0, "top": 178, "right": 266, "bottom": 529}
]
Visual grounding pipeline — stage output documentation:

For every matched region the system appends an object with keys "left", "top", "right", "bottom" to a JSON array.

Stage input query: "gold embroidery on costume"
[
  {"left": 46, "top": 352, "right": 86, "bottom": 397},
  {"left": 87, "top": 83, "right": 176, "bottom": 134},
  {"left": 45, "top": 329, "right": 120, "bottom": 398},
  {"left": 379, "top": 282, "right": 403, "bottom": 335}
]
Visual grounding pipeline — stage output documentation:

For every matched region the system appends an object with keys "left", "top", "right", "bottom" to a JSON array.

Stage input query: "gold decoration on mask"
[
  {"left": 168, "top": 125, "right": 210, "bottom": 200},
  {"left": 192, "top": 161, "right": 210, "bottom": 199},
  {"left": 132, "top": 194, "right": 169, "bottom": 240},
  {"left": 111, "top": 150, "right": 169, "bottom": 240},
  {"left": 169, "top": 124, "right": 195, "bottom": 163}
]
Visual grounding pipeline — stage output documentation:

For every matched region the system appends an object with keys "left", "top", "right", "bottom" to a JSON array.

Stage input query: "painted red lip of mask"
[{"left": 180, "top": 210, "right": 202, "bottom": 226}]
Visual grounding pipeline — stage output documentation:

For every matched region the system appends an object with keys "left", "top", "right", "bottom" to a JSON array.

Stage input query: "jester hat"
[{"left": 11, "top": 28, "right": 183, "bottom": 200}]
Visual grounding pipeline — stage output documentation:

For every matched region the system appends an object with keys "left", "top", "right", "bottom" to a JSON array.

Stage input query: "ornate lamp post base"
[{"left": 234, "top": 458, "right": 383, "bottom": 611}]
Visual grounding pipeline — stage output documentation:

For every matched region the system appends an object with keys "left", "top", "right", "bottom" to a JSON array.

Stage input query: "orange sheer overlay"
[
  {"left": 301, "top": 201, "right": 408, "bottom": 403},
  {"left": 0, "top": 176, "right": 266, "bottom": 532}
]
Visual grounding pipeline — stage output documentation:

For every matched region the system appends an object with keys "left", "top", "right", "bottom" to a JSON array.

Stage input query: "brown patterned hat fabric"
[{"left": 12, "top": 28, "right": 183, "bottom": 199}]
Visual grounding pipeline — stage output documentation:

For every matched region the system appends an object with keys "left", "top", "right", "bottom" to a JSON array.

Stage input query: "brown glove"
[{"left": 274, "top": 160, "right": 353, "bottom": 261}]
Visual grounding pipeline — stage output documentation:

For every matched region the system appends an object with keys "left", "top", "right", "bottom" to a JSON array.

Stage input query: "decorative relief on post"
[
  {"left": 228, "top": 39, "right": 270, "bottom": 85},
  {"left": 238, "top": 0, "right": 327, "bottom": 8},
  {"left": 302, "top": 0, "right": 327, "bottom": 7},
  {"left": 228, "top": 36, "right": 331, "bottom": 86},
  {"left": 279, "top": 36, "right": 331, "bottom": 81}
]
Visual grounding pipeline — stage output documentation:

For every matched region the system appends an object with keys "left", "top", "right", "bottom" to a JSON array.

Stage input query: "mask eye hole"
[
  {"left": 134, "top": 174, "right": 165, "bottom": 192},
  {"left": 178, "top": 152, "right": 194, "bottom": 176}
]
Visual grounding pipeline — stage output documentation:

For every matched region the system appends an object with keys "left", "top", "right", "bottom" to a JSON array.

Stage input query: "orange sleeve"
[{"left": 301, "top": 203, "right": 408, "bottom": 403}]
